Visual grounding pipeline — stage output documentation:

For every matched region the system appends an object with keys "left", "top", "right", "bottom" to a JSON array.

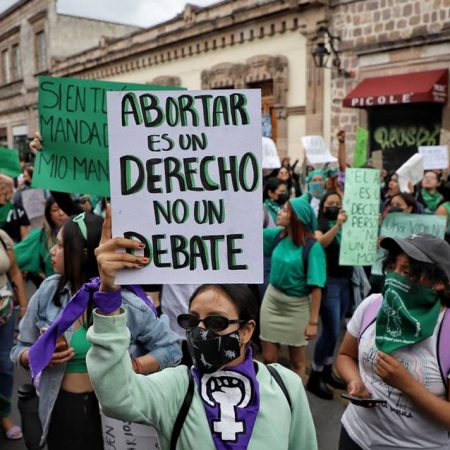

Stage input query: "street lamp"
[{"left": 311, "top": 26, "right": 353, "bottom": 78}]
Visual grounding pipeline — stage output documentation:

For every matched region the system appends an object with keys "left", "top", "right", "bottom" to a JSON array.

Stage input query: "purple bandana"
[
  {"left": 28, "top": 277, "right": 157, "bottom": 378},
  {"left": 192, "top": 348, "right": 260, "bottom": 450}
]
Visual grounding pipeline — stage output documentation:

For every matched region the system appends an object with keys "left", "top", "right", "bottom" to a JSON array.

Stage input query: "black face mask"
[
  {"left": 186, "top": 327, "right": 241, "bottom": 374},
  {"left": 388, "top": 206, "right": 404, "bottom": 214},
  {"left": 324, "top": 206, "right": 340, "bottom": 220},
  {"left": 275, "top": 193, "right": 289, "bottom": 206}
]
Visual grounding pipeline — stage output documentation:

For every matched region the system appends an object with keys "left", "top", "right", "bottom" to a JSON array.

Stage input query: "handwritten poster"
[
  {"left": 33, "top": 76, "right": 182, "bottom": 196},
  {"left": 107, "top": 89, "right": 263, "bottom": 284},
  {"left": 340, "top": 168, "right": 380, "bottom": 265},
  {"left": 418, "top": 145, "right": 449, "bottom": 170},
  {"left": 301, "top": 135, "right": 337, "bottom": 164}
]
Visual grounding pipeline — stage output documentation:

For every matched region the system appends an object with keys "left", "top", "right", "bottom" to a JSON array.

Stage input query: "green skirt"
[{"left": 260, "top": 284, "right": 311, "bottom": 347}]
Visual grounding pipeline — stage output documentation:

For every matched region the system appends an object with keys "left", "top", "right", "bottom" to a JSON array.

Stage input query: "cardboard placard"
[
  {"left": 21, "top": 189, "right": 45, "bottom": 220},
  {"left": 353, "top": 127, "right": 369, "bottom": 168},
  {"left": 107, "top": 89, "right": 263, "bottom": 284},
  {"left": 418, "top": 145, "right": 449, "bottom": 170},
  {"left": 301, "top": 135, "right": 337, "bottom": 164},
  {"left": 339, "top": 168, "right": 380, "bottom": 266},
  {"left": 261, "top": 137, "right": 281, "bottom": 169},
  {"left": 396, "top": 153, "right": 424, "bottom": 192}
]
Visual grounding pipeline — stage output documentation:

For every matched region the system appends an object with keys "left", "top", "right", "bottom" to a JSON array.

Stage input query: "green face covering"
[{"left": 375, "top": 272, "right": 441, "bottom": 353}]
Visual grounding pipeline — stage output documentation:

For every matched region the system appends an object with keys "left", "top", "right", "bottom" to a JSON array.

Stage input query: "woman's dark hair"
[
  {"left": 382, "top": 247, "right": 450, "bottom": 306},
  {"left": 44, "top": 196, "right": 57, "bottom": 230},
  {"left": 389, "top": 193, "right": 419, "bottom": 214},
  {"left": 317, "top": 190, "right": 342, "bottom": 230},
  {"left": 263, "top": 177, "right": 286, "bottom": 200},
  {"left": 285, "top": 202, "right": 314, "bottom": 247},
  {"left": 189, "top": 284, "right": 258, "bottom": 323}
]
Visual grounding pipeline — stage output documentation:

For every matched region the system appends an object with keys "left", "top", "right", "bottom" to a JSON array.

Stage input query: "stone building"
[
  {"left": 0, "top": 0, "right": 138, "bottom": 159},
  {"left": 52, "top": 0, "right": 330, "bottom": 159},
  {"left": 328, "top": 0, "right": 450, "bottom": 170}
]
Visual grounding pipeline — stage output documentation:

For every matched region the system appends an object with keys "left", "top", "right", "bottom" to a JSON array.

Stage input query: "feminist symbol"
[{"left": 200, "top": 371, "right": 251, "bottom": 441}]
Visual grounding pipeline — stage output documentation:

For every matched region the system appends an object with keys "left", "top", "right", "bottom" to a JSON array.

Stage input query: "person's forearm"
[
  {"left": 401, "top": 379, "right": 450, "bottom": 428},
  {"left": 336, "top": 353, "right": 361, "bottom": 384},
  {"left": 338, "top": 141, "right": 347, "bottom": 171},
  {"left": 309, "top": 287, "right": 321, "bottom": 324},
  {"left": 317, "top": 224, "right": 340, "bottom": 248}
]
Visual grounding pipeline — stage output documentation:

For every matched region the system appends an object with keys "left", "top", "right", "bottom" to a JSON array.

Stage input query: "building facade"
[{"left": 0, "top": 0, "right": 138, "bottom": 159}]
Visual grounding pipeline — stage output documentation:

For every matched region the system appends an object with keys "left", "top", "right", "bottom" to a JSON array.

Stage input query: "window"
[
  {"left": 1, "top": 49, "right": 10, "bottom": 84},
  {"left": 12, "top": 44, "right": 21, "bottom": 80},
  {"left": 35, "top": 31, "right": 47, "bottom": 72}
]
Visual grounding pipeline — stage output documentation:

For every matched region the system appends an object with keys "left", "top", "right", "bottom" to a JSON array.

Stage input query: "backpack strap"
[
  {"left": 358, "top": 294, "right": 383, "bottom": 340},
  {"left": 170, "top": 366, "right": 194, "bottom": 450},
  {"left": 437, "top": 308, "right": 450, "bottom": 390},
  {"left": 266, "top": 365, "right": 292, "bottom": 412},
  {"left": 302, "top": 238, "right": 316, "bottom": 279}
]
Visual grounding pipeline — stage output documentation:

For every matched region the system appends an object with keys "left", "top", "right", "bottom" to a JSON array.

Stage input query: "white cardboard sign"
[
  {"left": 301, "top": 135, "right": 337, "bottom": 164},
  {"left": 418, "top": 145, "right": 449, "bottom": 170},
  {"left": 21, "top": 189, "right": 45, "bottom": 220},
  {"left": 396, "top": 153, "right": 424, "bottom": 192},
  {"left": 107, "top": 90, "right": 263, "bottom": 284},
  {"left": 261, "top": 137, "right": 281, "bottom": 169}
]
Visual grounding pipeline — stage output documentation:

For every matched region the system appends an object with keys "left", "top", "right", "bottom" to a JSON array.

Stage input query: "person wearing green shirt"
[
  {"left": 263, "top": 177, "right": 289, "bottom": 224},
  {"left": 420, "top": 170, "right": 443, "bottom": 214},
  {"left": 260, "top": 197, "right": 326, "bottom": 380},
  {"left": 85, "top": 209, "right": 318, "bottom": 450}
]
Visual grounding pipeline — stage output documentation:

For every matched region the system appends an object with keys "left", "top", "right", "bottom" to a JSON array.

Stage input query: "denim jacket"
[{"left": 10, "top": 274, "right": 182, "bottom": 445}]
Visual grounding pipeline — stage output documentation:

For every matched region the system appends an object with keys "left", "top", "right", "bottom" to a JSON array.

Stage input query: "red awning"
[{"left": 343, "top": 69, "right": 448, "bottom": 108}]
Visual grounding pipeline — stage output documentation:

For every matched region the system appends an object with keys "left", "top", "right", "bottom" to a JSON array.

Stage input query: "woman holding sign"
[
  {"left": 85, "top": 208, "right": 317, "bottom": 449},
  {"left": 11, "top": 211, "right": 181, "bottom": 449},
  {"left": 260, "top": 198, "right": 326, "bottom": 379},
  {"left": 337, "top": 233, "right": 450, "bottom": 450}
]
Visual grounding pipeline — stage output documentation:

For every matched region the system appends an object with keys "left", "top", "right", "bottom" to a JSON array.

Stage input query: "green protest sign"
[
  {"left": 339, "top": 168, "right": 380, "bottom": 265},
  {"left": 353, "top": 127, "right": 369, "bottom": 168},
  {"left": 371, "top": 213, "right": 447, "bottom": 275},
  {"left": 108, "top": 89, "right": 263, "bottom": 284},
  {"left": 33, "top": 76, "right": 183, "bottom": 196},
  {"left": 0, "top": 147, "right": 21, "bottom": 177}
]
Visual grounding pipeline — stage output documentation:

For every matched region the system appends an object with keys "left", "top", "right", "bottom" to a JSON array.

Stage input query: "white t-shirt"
[{"left": 342, "top": 295, "right": 450, "bottom": 450}]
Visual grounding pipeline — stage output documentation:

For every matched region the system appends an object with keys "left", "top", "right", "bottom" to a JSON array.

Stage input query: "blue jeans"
[
  {"left": 0, "top": 309, "right": 16, "bottom": 417},
  {"left": 313, "top": 277, "right": 351, "bottom": 369}
]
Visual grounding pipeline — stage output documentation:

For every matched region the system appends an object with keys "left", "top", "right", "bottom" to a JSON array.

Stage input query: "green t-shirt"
[{"left": 263, "top": 227, "right": 326, "bottom": 297}]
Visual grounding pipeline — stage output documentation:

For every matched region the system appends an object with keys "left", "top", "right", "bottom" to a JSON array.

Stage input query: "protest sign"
[
  {"left": 353, "top": 127, "right": 369, "bottom": 168},
  {"left": 33, "top": 76, "right": 182, "bottom": 196},
  {"left": 418, "top": 145, "right": 449, "bottom": 170},
  {"left": 371, "top": 150, "right": 383, "bottom": 171},
  {"left": 107, "top": 89, "right": 263, "bottom": 284},
  {"left": 21, "top": 189, "right": 45, "bottom": 220},
  {"left": 371, "top": 213, "right": 447, "bottom": 275},
  {"left": 0, "top": 147, "right": 21, "bottom": 178},
  {"left": 102, "top": 415, "right": 159, "bottom": 450},
  {"left": 301, "top": 135, "right": 337, "bottom": 164},
  {"left": 262, "top": 136, "right": 281, "bottom": 169},
  {"left": 396, "top": 153, "right": 423, "bottom": 192},
  {"left": 339, "top": 168, "right": 380, "bottom": 266}
]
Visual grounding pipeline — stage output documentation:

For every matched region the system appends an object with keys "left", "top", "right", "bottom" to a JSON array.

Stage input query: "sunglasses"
[{"left": 177, "top": 313, "right": 246, "bottom": 332}]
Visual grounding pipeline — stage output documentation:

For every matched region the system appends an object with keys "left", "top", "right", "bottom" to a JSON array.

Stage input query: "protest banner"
[
  {"left": 371, "top": 213, "right": 447, "bottom": 275},
  {"left": 33, "top": 76, "right": 182, "bottom": 196},
  {"left": 353, "top": 127, "right": 369, "bottom": 168},
  {"left": 339, "top": 168, "right": 380, "bottom": 266},
  {"left": 418, "top": 145, "right": 449, "bottom": 170},
  {"left": 301, "top": 135, "right": 337, "bottom": 164},
  {"left": 21, "top": 189, "right": 45, "bottom": 220},
  {"left": 396, "top": 153, "right": 423, "bottom": 192},
  {"left": 262, "top": 136, "right": 281, "bottom": 169},
  {"left": 371, "top": 150, "right": 383, "bottom": 171},
  {"left": 107, "top": 89, "right": 263, "bottom": 284},
  {"left": 0, "top": 147, "right": 21, "bottom": 178},
  {"left": 102, "top": 415, "right": 159, "bottom": 450}
]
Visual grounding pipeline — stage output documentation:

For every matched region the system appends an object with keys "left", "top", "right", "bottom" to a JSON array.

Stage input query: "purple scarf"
[
  {"left": 28, "top": 277, "right": 157, "bottom": 378},
  {"left": 192, "top": 348, "right": 260, "bottom": 450}
]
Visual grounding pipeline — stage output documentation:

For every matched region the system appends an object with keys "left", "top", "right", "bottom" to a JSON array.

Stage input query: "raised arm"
[{"left": 337, "top": 129, "right": 347, "bottom": 172}]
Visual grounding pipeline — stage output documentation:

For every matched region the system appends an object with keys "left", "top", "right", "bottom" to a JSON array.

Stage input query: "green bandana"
[
  {"left": 421, "top": 188, "right": 443, "bottom": 213},
  {"left": 376, "top": 272, "right": 441, "bottom": 353},
  {"left": 263, "top": 199, "right": 281, "bottom": 223},
  {"left": 0, "top": 202, "right": 12, "bottom": 228}
]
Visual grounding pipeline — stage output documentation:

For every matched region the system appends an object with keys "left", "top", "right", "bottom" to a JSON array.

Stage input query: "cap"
[{"left": 380, "top": 233, "right": 450, "bottom": 281}]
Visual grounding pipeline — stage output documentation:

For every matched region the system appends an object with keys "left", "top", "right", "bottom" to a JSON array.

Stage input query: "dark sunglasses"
[{"left": 177, "top": 313, "right": 246, "bottom": 332}]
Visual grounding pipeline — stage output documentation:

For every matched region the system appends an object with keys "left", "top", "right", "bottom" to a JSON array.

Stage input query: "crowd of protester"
[{"left": 0, "top": 127, "right": 449, "bottom": 450}]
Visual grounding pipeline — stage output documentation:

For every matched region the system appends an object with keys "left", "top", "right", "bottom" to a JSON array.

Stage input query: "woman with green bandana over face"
[
  {"left": 336, "top": 233, "right": 450, "bottom": 450},
  {"left": 261, "top": 198, "right": 325, "bottom": 380},
  {"left": 300, "top": 169, "right": 326, "bottom": 217}
]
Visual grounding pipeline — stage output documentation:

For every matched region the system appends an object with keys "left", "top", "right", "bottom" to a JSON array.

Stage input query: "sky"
[{"left": 0, "top": 0, "right": 219, "bottom": 27}]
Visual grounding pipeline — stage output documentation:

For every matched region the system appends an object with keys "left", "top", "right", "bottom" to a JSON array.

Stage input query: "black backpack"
[{"left": 170, "top": 364, "right": 291, "bottom": 450}]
